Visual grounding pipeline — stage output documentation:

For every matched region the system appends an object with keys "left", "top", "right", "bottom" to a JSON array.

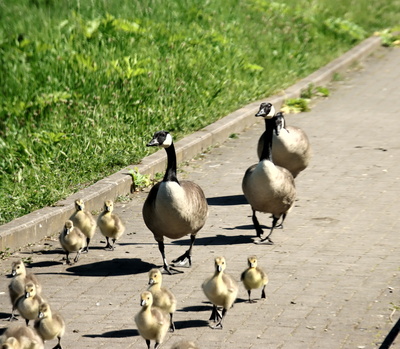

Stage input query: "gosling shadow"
[
  {"left": 27, "top": 260, "right": 63, "bottom": 268},
  {"left": 175, "top": 319, "right": 209, "bottom": 329},
  {"left": 66, "top": 258, "right": 155, "bottom": 277},
  {"left": 178, "top": 305, "right": 210, "bottom": 313},
  {"left": 207, "top": 195, "right": 248, "bottom": 206},
  {"left": 83, "top": 328, "right": 139, "bottom": 338}
]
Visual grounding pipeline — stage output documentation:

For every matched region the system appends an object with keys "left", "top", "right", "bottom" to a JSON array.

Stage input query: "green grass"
[{"left": 1, "top": 0, "right": 399, "bottom": 224}]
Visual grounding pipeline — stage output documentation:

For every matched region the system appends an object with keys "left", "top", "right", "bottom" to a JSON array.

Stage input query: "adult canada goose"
[
  {"left": 257, "top": 104, "right": 311, "bottom": 178},
  {"left": 70, "top": 198, "right": 96, "bottom": 253},
  {"left": 97, "top": 200, "right": 125, "bottom": 250},
  {"left": 15, "top": 282, "right": 44, "bottom": 326},
  {"left": 34, "top": 303, "right": 65, "bottom": 349},
  {"left": 201, "top": 256, "right": 238, "bottom": 329},
  {"left": 134, "top": 291, "right": 170, "bottom": 349},
  {"left": 142, "top": 131, "right": 209, "bottom": 275},
  {"left": 242, "top": 103, "right": 296, "bottom": 244},
  {"left": 8, "top": 260, "right": 42, "bottom": 321},
  {"left": 240, "top": 256, "right": 269, "bottom": 303},
  {"left": 147, "top": 268, "right": 177, "bottom": 332},
  {"left": 59, "top": 220, "right": 86, "bottom": 264},
  {"left": 0, "top": 324, "right": 44, "bottom": 349}
]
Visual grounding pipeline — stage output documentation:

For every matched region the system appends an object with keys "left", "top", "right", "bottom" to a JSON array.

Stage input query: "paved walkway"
[{"left": 1, "top": 46, "right": 400, "bottom": 349}]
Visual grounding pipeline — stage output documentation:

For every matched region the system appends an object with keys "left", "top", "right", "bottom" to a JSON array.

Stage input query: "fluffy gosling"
[
  {"left": 15, "top": 282, "right": 44, "bottom": 326},
  {"left": 0, "top": 324, "right": 44, "bottom": 349},
  {"left": 34, "top": 302, "right": 65, "bottom": 349},
  {"left": 59, "top": 220, "right": 86, "bottom": 265},
  {"left": 97, "top": 200, "right": 125, "bottom": 250},
  {"left": 8, "top": 260, "right": 42, "bottom": 321},
  {"left": 202, "top": 256, "right": 238, "bottom": 329},
  {"left": 134, "top": 291, "right": 170, "bottom": 349},
  {"left": 70, "top": 199, "right": 96, "bottom": 253},
  {"left": 240, "top": 256, "right": 269, "bottom": 303},
  {"left": 147, "top": 268, "right": 177, "bottom": 332}
]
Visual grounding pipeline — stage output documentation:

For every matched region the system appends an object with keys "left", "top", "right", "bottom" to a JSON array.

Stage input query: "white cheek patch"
[
  {"left": 161, "top": 133, "right": 173, "bottom": 148},
  {"left": 268, "top": 105, "right": 276, "bottom": 117},
  {"left": 263, "top": 105, "right": 276, "bottom": 119}
]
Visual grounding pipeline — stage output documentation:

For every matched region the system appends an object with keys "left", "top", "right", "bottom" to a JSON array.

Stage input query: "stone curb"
[{"left": 0, "top": 36, "right": 382, "bottom": 252}]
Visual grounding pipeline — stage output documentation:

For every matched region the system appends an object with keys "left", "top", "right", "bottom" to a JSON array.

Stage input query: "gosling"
[
  {"left": 70, "top": 198, "right": 96, "bottom": 253},
  {"left": 147, "top": 268, "right": 177, "bottom": 332},
  {"left": 170, "top": 341, "right": 199, "bottom": 349},
  {"left": 240, "top": 256, "right": 269, "bottom": 303},
  {"left": 97, "top": 200, "right": 125, "bottom": 250},
  {"left": 0, "top": 324, "right": 44, "bottom": 349},
  {"left": 15, "top": 282, "right": 44, "bottom": 326},
  {"left": 202, "top": 256, "right": 238, "bottom": 329},
  {"left": 34, "top": 302, "right": 65, "bottom": 349},
  {"left": 59, "top": 220, "right": 86, "bottom": 265},
  {"left": 135, "top": 291, "right": 170, "bottom": 349},
  {"left": 8, "top": 260, "right": 42, "bottom": 321}
]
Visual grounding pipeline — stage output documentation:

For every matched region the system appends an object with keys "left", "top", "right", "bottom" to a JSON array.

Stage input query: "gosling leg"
[
  {"left": 169, "top": 313, "right": 175, "bottom": 332},
  {"left": 261, "top": 285, "right": 266, "bottom": 299}
]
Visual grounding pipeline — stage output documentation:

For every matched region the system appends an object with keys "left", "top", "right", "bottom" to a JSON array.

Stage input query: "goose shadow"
[
  {"left": 171, "top": 234, "right": 255, "bottom": 247},
  {"left": 83, "top": 328, "right": 139, "bottom": 338},
  {"left": 66, "top": 258, "right": 155, "bottom": 277},
  {"left": 207, "top": 194, "right": 248, "bottom": 206}
]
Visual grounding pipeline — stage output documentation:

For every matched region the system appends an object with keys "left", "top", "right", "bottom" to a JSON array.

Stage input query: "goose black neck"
[
  {"left": 261, "top": 118, "right": 275, "bottom": 162},
  {"left": 163, "top": 143, "right": 179, "bottom": 183}
]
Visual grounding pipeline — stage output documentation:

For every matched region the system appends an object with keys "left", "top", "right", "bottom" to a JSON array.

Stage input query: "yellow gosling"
[
  {"left": 97, "top": 200, "right": 125, "bottom": 250},
  {"left": 0, "top": 324, "right": 44, "bottom": 349},
  {"left": 147, "top": 268, "right": 177, "bottom": 332},
  {"left": 15, "top": 282, "right": 44, "bottom": 326},
  {"left": 8, "top": 260, "right": 42, "bottom": 321},
  {"left": 70, "top": 199, "right": 96, "bottom": 253},
  {"left": 240, "top": 256, "right": 269, "bottom": 303},
  {"left": 59, "top": 220, "right": 86, "bottom": 265},
  {"left": 202, "top": 256, "right": 238, "bottom": 329},
  {"left": 135, "top": 291, "right": 170, "bottom": 349},
  {"left": 34, "top": 302, "right": 65, "bottom": 349}
]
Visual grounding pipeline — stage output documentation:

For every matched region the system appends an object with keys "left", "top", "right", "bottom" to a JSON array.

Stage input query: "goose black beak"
[{"left": 146, "top": 139, "right": 159, "bottom": 147}]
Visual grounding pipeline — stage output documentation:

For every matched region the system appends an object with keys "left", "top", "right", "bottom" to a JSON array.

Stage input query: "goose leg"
[
  {"left": 256, "top": 216, "right": 279, "bottom": 244},
  {"left": 157, "top": 241, "right": 183, "bottom": 275},
  {"left": 252, "top": 210, "right": 264, "bottom": 238},
  {"left": 171, "top": 235, "right": 195, "bottom": 268},
  {"left": 275, "top": 213, "right": 287, "bottom": 229}
]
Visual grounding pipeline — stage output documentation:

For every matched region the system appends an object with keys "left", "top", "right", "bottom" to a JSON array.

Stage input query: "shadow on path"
[
  {"left": 66, "top": 258, "right": 155, "bottom": 277},
  {"left": 207, "top": 195, "right": 248, "bottom": 206},
  {"left": 83, "top": 328, "right": 139, "bottom": 338}
]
